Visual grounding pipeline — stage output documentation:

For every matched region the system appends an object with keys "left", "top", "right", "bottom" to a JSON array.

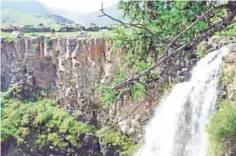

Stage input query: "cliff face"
[
  {"left": 220, "top": 47, "right": 236, "bottom": 155},
  {"left": 1, "top": 36, "right": 236, "bottom": 156},
  {"left": 1, "top": 37, "right": 119, "bottom": 123}
]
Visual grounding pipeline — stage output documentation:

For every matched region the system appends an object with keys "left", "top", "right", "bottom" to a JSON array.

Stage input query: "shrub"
[
  {"left": 98, "top": 127, "right": 137, "bottom": 156},
  {"left": 1, "top": 91, "right": 96, "bottom": 151},
  {"left": 207, "top": 100, "right": 236, "bottom": 156}
]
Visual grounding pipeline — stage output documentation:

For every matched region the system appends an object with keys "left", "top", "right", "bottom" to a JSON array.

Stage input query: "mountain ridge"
[
  {"left": 1, "top": 0, "right": 123, "bottom": 24},
  {"left": 1, "top": 0, "right": 74, "bottom": 25}
]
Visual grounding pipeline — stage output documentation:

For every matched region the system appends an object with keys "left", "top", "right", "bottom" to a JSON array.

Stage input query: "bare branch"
[
  {"left": 112, "top": 7, "right": 214, "bottom": 89},
  {"left": 112, "top": 6, "right": 236, "bottom": 90},
  {"left": 99, "top": 2, "right": 156, "bottom": 36}
]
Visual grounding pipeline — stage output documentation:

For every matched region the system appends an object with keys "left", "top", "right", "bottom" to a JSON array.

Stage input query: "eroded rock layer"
[{"left": 1, "top": 37, "right": 119, "bottom": 123}]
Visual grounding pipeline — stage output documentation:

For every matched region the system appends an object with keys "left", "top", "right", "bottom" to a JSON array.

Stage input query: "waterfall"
[{"left": 135, "top": 45, "right": 232, "bottom": 156}]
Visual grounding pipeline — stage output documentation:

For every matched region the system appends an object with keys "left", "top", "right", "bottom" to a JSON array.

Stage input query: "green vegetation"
[
  {"left": 97, "top": 1, "right": 213, "bottom": 105},
  {"left": 219, "top": 28, "right": 236, "bottom": 36},
  {"left": 1, "top": 8, "right": 73, "bottom": 25},
  {"left": 0, "top": 31, "right": 114, "bottom": 42},
  {"left": 1, "top": 1, "right": 236, "bottom": 155},
  {"left": 96, "top": 1, "right": 235, "bottom": 107},
  {"left": 207, "top": 100, "right": 236, "bottom": 156},
  {"left": 1, "top": 87, "right": 137, "bottom": 154},
  {"left": 196, "top": 47, "right": 206, "bottom": 58},
  {"left": 215, "top": 25, "right": 236, "bottom": 37},
  {"left": 208, "top": 100, "right": 236, "bottom": 142},
  {"left": 98, "top": 128, "right": 138, "bottom": 156},
  {"left": 1, "top": 90, "right": 96, "bottom": 151},
  {"left": 1, "top": 9, "right": 55, "bottom": 25},
  {"left": 207, "top": 59, "right": 236, "bottom": 156},
  {"left": 1, "top": 32, "right": 16, "bottom": 42},
  {"left": 96, "top": 85, "right": 119, "bottom": 108}
]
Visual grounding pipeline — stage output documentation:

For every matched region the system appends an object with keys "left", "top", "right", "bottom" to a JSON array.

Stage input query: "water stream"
[{"left": 135, "top": 45, "right": 232, "bottom": 156}]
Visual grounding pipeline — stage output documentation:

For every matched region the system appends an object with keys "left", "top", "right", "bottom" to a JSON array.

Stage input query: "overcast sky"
[
  {"left": 38, "top": 0, "right": 119, "bottom": 13},
  {"left": 1, "top": 0, "right": 119, "bottom": 12}
]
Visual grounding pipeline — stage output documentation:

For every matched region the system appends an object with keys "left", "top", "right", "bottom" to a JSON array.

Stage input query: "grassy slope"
[
  {"left": 1, "top": 9, "right": 55, "bottom": 25},
  {"left": 1, "top": 9, "right": 74, "bottom": 25}
]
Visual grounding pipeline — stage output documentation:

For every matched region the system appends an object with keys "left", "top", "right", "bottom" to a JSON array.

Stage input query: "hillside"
[
  {"left": 1, "top": 9, "right": 74, "bottom": 25},
  {"left": 1, "top": 1, "right": 49, "bottom": 14},
  {"left": 1, "top": 1, "right": 123, "bottom": 24},
  {"left": 1, "top": 1, "right": 74, "bottom": 25}
]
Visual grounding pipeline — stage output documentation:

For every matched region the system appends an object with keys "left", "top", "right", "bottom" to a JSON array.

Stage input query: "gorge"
[
  {"left": 1, "top": 35, "right": 236, "bottom": 156},
  {"left": 1, "top": 1, "right": 236, "bottom": 156}
]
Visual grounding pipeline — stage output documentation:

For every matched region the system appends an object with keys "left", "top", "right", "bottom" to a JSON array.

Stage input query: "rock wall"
[
  {"left": 2, "top": 35, "right": 235, "bottom": 155},
  {"left": 1, "top": 36, "right": 119, "bottom": 123},
  {"left": 220, "top": 46, "right": 236, "bottom": 156}
]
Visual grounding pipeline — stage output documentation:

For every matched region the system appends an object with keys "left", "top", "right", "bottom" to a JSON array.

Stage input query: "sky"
[
  {"left": 38, "top": 0, "right": 119, "bottom": 13},
  {"left": 1, "top": 0, "right": 119, "bottom": 13}
]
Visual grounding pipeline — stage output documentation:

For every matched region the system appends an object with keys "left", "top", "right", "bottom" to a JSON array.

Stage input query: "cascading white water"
[{"left": 135, "top": 45, "right": 233, "bottom": 156}]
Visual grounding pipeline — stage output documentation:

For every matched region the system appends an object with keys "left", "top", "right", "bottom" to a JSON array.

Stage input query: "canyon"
[{"left": 1, "top": 36, "right": 236, "bottom": 156}]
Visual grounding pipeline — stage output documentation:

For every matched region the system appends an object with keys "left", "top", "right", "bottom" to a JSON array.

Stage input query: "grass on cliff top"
[
  {"left": 1, "top": 89, "right": 96, "bottom": 149},
  {"left": 1, "top": 30, "right": 115, "bottom": 42}
]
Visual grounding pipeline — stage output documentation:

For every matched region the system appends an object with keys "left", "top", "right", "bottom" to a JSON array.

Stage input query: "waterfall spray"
[{"left": 135, "top": 45, "right": 232, "bottom": 156}]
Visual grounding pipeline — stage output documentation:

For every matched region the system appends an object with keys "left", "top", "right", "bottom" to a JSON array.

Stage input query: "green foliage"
[
  {"left": 196, "top": 47, "right": 206, "bottom": 58},
  {"left": 1, "top": 32, "right": 16, "bottom": 42},
  {"left": 131, "top": 82, "right": 146, "bottom": 100},
  {"left": 207, "top": 100, "right": 236, "bottom": 156},
  {"left": 216, "top": 26, "right": 236, "bottom": 37},
  {"left": 104, "top": 1, "right": 227, "bottom": 104},
  {"left": 98, "top": 128, "right": 134, "bottom": 155},
  {"left": 208, "top": 100, "right": 236, "bottom": 142},
  {"left": 96, "top": 85, "right": 119, "bottom": 108},
  {"left": 123, "top": 142, "right": 142, "bottom": 156},
  {"left": 1, "top": 8, "right": 70, "bottom": 25},
  {"left": 117, "top": 1, "right": 208, "bottom": 53},
  {"left": 1, "top": 91, "right": 96, "bottom": 150}
]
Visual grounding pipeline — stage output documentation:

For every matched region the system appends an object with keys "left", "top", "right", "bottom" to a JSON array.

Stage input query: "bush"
[
  {"left": 1, "top": 91, "right": 96, "bottom": 151},
  {"left": 98, "top": 127, "right": 138, "bottom": 156},
  {"left": 207, "top": 100, "right": 236, "bottom": 156}
]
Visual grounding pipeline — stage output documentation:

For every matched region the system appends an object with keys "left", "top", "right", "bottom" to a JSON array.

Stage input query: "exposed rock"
[
  {"left": 222, "top": 50, "right": 236, "bottom": 101},
  {"left": 219, "top": 44, "right": 236, "bottom": 155},
  {"left": 100, "top": 141, "right": 122, "bottom": 156},
  {"left": 77, "top": 134, "right": 102, "bottom": 156},
  {"left": 2, "top": 34, "right": 235, "bottom": 156},
  {"left": 223, "top": 52, "right": 236, "bottom": 64},
  {"left": 2, "top": 133, "right": 102, "bottom": 156},
  {"left": 1, "top": 36, "right": 119, "bottom": 124}
]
